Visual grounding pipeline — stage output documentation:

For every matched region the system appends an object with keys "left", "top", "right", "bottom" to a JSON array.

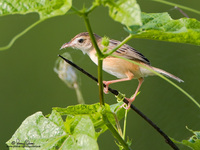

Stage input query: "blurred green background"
[{"left": 0, "top": 0, "right": 200, "bottom": 149}]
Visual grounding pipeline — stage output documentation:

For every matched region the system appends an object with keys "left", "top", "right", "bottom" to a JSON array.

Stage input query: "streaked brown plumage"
[{"left": 61, "top": 32, "right": 183, "bottom": 109}]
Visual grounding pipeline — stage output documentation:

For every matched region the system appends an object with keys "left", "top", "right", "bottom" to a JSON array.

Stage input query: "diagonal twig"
[
  {"left": 174, "top": 6, "right": 189, "bottom": 18},
  {"left": 58, "top": 54, "right": 179, "bottom": 150}
]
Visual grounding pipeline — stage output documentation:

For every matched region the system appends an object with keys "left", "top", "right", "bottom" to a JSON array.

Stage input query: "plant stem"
[
  {"left": 104, "top": 34, "right": 133, "bottom": 57},
  {"left": 82, "top": 14, "right": 104, "bottom": 58},
  {"left": 112, "top": 112, "right": 123, "bottom": 137},
  {"left": 85, "top": 2, "right": 98, "bottom": 15},
  {"left": 70, "top": 6, "right": 82, "bottom": 15},
  {"left": 74, "top": 83, "right": 85, "bottom": 104},
  {"left": 103, "top": 113, "right": 131, "bottom": 150},
  {"left": 0, "top": 19, "right": 45, "bottom": 51},
  {"left": 82, "top": 12, "right": 104, "bottom": 106},
  {"left": 123, "top": 109, "right": 128, "bottom": 140},
  {"left": 98, "top": 59, "right": 105, "bottom": 105},
  {"left": 152, "top": 0, "right": 200, "bottom": 15}
]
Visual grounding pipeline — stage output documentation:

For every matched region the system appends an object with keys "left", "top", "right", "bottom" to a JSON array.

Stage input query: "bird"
[{"left": 60, "top": 32, "right": 183, "bottom": 109}]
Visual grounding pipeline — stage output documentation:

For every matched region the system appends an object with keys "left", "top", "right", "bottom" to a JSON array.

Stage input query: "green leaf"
[
  {"left": 6, "top": 111, "right": 98, "bottom": 150},
  {"left": 127, "top": 12, "right": 200, "bottom": 45},
  {"left": 63, "top": 115, "right": 99, "bottom": 150},
  {"left": 6, "top": 111, "right": 67, "bottom": 149},
  {"left": 172, "top": 127, "right": 200, "bottom": 150},
  {"left": 53, "top": 103, "right": 108, "bottom": 131},
  {"left": 54, "top": 103, "right": 107, "bottom": 138},
  {"left": 101, "top": 0, "right": 142, "bottom": 26},
  {"left": 53, "top": 103, "right": 103, "bottom": 121},
  {"left": 0, "top": 0, "right": 72, "bottom": 19},
  {"left": 110, "top": 101, "right": 127, "bottom": 121},
  {"left": 53, "top": 102, "right": 126, "bottom": 136},
  {"left": 0, "top": 0, "right": 72, "bottom": 51}
]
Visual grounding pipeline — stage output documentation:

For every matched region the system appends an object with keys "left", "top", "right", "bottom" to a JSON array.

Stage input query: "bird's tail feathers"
[{"left": 152, "top": 67, "right": 184, "bottom": 83}]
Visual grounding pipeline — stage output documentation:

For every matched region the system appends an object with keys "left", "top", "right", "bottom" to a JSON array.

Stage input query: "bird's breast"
[
  {"left": 88, "top": 51, "right": 146, "bottom": 79},
  {"left": 103, "top": 57, "right": 143, "bottom": 78}
]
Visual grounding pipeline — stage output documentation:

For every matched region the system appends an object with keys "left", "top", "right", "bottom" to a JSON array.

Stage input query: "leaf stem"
[
  {"left": 152, "top": 0, "right": 200, "bottom": 15},
  {"left": 104, "top": 34, "right": 133, "bottom": 57},
  {"left": 103, "top": 113, "right": 132, "bottom": 150},
  {"left": 112, "top": 112, "right": 123, "bottom": 137},
  {"left": 85, "top": 2, "right": 98, "bottom": 15},
  {"left": 70, "top": 6, "right": 82, "bottom": 15},
  {"left": 74, "top": 83, "right": 85, "bottom": 104},
  {"left": 0, "top": 19, "right": 45, "bottom": 51},
  {"left": 123, "top": 109, "right": 128, "bottom": 140}
]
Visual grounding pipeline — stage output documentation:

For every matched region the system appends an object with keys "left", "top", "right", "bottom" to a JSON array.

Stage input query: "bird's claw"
[
  {"left": 122, "top": 103, "right": 131, "bottom": 110},
  {"left": 97, "top": 81, "right": 109, "bottom": 94},
  {"left": 120, "top": 97, "right": 135, "bottom": 110}
]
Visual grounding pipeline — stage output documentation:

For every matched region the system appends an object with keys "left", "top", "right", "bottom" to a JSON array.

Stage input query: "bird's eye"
[{"left": 78, "top": 38, "right": 84, "bottom": 43}]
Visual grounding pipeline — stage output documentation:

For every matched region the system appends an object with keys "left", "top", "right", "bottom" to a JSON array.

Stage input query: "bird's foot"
[
  {"left": 97, "top": 81, "right": 109, "bottom": 94},
  {"left": 103, "top": 81, "right": 109, "bottom": 94},
  {"left": 121, "top": 97, "right": 135, "bottom": 110}
]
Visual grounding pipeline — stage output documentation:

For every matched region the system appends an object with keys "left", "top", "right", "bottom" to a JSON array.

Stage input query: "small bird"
[{"left": 61, "top": 32, "right": 183, "bottom": 108}]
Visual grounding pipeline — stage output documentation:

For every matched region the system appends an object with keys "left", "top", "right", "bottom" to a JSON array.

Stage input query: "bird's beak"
[{"left": 60, "top": 42, "right": 71, "bottom": 50}]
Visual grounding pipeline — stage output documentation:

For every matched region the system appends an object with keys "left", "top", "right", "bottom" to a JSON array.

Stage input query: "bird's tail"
[{"left": 152, "top": 67, "right": 184, "bottom": 83}]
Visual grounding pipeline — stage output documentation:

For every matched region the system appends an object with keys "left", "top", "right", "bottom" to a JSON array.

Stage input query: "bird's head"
[{"left": 60, "top": 32, "right": 101, "bottom": 54}]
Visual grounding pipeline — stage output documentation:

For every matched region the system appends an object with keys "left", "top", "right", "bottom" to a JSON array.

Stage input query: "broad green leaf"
[
  {"left": 6, "top": 111, "right": 67, "bottom": 149},
  {"left": 63, "top": 115, "right": 99, "bottom": 150},
  {"left": 172, "top": 127, "right": 200, "bottom": 150},
  {"left": 127, "top": 12, "right": 200, "bottom": 45},
  {"left": 53, "top": 103, "right": 103, "bottom": 120},
  {"left": 0, "top": 0, "right": 72, "bottom": 19},
  {"left": 100, "top": 0, "right": 142, "bottom": 26},
  {"left": 54, "top": 103, "right": 107, "bottom": 138},
  {"left": 6, "top": 111, "right": 98, "bottom": 150},
  {"left": 53, "top": 102, "right": 126, "bottom": 136},
  {"left": 0, "top": 0, "right": 72, "bottom": 51},
  {"left": 53, "top": 103, "right": 109, "bottom": 130}
]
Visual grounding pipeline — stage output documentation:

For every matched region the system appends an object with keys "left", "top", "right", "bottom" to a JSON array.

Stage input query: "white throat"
[{"left": 87, "top": 50, "right": 98, "bottom": 65}]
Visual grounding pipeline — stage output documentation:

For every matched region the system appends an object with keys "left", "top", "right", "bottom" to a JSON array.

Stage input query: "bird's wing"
[{"left": 107, "top": 40, "right": 150, "bottom": 65}]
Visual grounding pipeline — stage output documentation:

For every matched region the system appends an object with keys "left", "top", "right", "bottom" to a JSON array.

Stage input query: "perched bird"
[{"left": 61, "top": 32, "right": 183, "bottom": 108}]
